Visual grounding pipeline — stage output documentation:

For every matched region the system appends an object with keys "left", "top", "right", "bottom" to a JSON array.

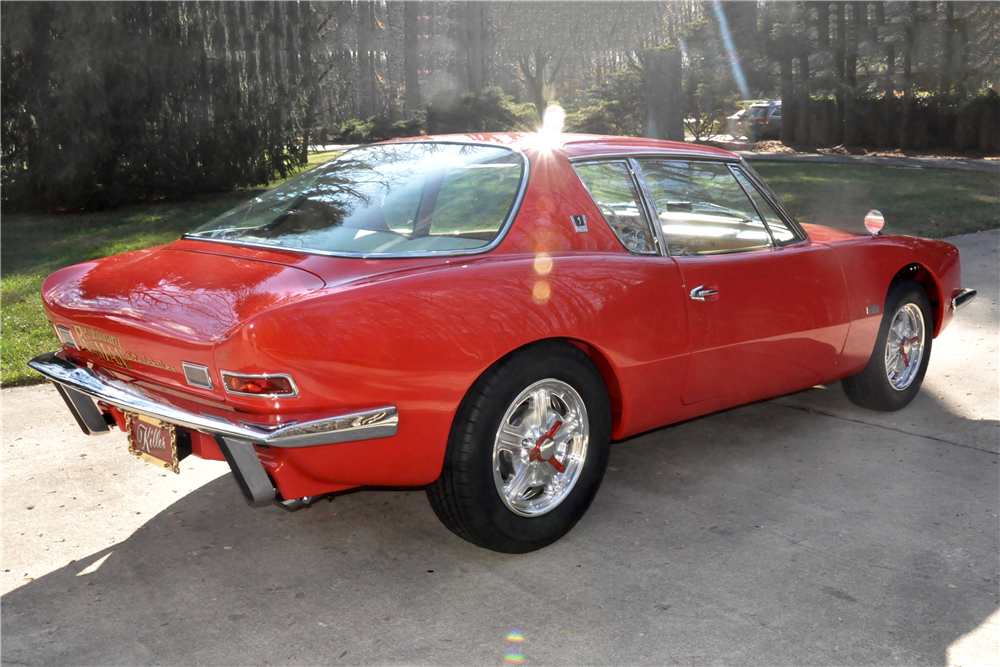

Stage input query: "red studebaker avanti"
[{"left": 31, "top": 134, "right": 976, "bottom": 553}]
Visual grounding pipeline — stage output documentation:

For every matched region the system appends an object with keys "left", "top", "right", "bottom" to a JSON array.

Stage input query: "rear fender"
[{"left": 211, "top": 252, "right": 687, "bottom": 491}]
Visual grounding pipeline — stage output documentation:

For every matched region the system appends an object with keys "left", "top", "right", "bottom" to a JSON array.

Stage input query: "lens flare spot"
[
  {"left": 507, "top": 632, "right": 525, "bottom": 642},
  {"left": 532, "top": 280, "right": 551, "bottom": 304},
  {"left": 533, "top": 253, "right": 553, "bottom": 276},
  {"left": 504, "top": 654, "right": 525, "bottom": 663}
]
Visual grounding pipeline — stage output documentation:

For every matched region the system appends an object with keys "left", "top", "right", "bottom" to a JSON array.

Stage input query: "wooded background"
[{"left": 3, "top": 1, "right": 998, "bottom": 211}]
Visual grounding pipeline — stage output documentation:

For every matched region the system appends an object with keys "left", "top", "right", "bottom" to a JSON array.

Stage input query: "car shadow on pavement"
[{"left": 2, "top": 386, "right": 997, "bottom": 666}]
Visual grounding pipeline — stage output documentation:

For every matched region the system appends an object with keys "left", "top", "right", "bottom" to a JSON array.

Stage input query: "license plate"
[{"left": 126, "top": 413, "right": 179, "bottom": 474}]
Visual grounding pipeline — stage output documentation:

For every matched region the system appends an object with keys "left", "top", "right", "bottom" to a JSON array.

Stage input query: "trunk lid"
[{"left": 43, "top": 245, "right": 325, "bottom": 400}]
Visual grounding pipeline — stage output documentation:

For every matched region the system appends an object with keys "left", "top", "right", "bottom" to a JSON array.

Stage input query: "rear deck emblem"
[{"left": 571, "top": 215, "right": 588, "bottom": 233}]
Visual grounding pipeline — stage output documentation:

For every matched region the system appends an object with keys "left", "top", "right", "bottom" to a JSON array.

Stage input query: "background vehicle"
[
  {"left": 746, "top": 102, "right": 782, "bottom": 141},
  {"left": 31, "top": 134, "right": 974, "bottom": 553}
]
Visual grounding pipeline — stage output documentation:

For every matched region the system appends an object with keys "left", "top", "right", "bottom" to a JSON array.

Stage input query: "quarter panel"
[
  {"left": 497, "top": 145, "right": 630, "bottom": 255},
  {"left": 218, "top": 253, "right": 691, "bottom": 487}
]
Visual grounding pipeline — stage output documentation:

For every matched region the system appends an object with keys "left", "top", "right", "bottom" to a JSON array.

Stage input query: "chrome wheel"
[
  {"left": 885, "top": 303, "right": 925, "bottom": 391},
  {"left": 492, "top": 379, "right": 589, "bottom": 517}
]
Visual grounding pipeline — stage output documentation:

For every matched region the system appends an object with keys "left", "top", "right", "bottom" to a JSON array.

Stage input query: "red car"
[{"left": 31, "top": 134, "right": 976, "bottom": 553}]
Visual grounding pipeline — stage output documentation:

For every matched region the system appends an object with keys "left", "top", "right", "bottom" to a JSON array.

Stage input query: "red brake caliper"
[
  {"left": 899, "top": 336, "right": 919, "bottom": 366},
  {"left": 528, "top": 420, "right": 565, "bottom": 473}
]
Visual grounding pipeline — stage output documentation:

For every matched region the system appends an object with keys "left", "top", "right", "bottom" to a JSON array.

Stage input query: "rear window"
[
  {"left": 187, "top": 143, "right": 525, "bottom": 256},
  {"left": 749, "top": 107, "right": 769, "bottom": 119}
]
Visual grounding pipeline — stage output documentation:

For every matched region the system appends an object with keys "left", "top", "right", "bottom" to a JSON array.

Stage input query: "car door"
[
  {"left": 571, "top": 159, "right": 692, "bottom": 434},
  {"left": 635, "top": 159, "right": 851, "bottom": 406}
]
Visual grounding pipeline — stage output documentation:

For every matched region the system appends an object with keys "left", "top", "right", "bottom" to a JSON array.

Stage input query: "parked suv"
[{"left": 746, "top": 102, "right": 781, "bottom": 141}]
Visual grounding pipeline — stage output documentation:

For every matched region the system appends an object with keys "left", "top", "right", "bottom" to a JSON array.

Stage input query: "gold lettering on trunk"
[{"left": 69, "top": 325, "right": 177, "bottom": 373}]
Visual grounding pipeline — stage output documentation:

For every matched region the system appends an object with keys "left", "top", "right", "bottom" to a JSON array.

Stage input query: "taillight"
[{"left": 221, "top": 371, "right": 298, "bottom": 398}]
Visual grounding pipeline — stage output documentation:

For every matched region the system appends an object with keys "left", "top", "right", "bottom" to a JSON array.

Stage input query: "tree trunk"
[
  {"left": 518, "top": 51, "right": 549, "bottom": 124},
  {"left": 403, "top": 1, "right": 420, "bottom": 115},
  {"left": 956, "top": 17, "right": 969, "bottom": 98},
  {"left": 644, "top": 49, "right": 684, "bottom": 142},
  {"left": 882, "top": 43, "right": 895, "bottom": 148},
  {"left": 357, "top": 1, "right": 372, "bottom": 118},
  {"left": 366, "top": 1, "right": 378, "bottom": 117},
  {"left": 465, "top": 1, "right": 484, "bottom": 93},
  {"left": 300, "top": 87, "right": 321, "bottom": 164},
  {"left": 843, "top": 1, "right": 863, "bottom": 146},
  {"left": 779, "top": 56, "right": 796, "bottom": 145},
  {"left": 884, "top": 42, "right": 895, "bottom": 98},
  {"left": 871, "top": 1, "right": 883, "bottom": 45},
  {"left": 834, "top": 2, "right": 846, "bottom": 143},
  {"left": 816, "top": 1, "right": 830, "bottom": 48},
  {"left": 333, "top": 1, "right": 351, "bottom": 116},
  {"left": 903, "top": 1, "right": 917, "bottom": 94},
  {"left": 940, "top": 2, "right": 955, "bottom": 94},
  {"left": 847, "top": 1, "right": 863, "bottom": 88},
  {"left": 798, "top": 51, "right": 811, "bottom": 146},
  {"left": 382, "top": 1, "right": 399, "bottom": 121}
]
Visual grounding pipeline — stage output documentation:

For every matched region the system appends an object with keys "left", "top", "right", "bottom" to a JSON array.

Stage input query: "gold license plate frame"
[{"left": 125, "top": 412, "right": 179, "bottom": 474}]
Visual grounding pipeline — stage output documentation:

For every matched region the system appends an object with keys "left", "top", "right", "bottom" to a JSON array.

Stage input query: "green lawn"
[
  {"left": 753, "top": 163, "right": 1000, "bottom": 238},
  {"left": 2, "top": 159, "right": 997, "bottom": 387}
]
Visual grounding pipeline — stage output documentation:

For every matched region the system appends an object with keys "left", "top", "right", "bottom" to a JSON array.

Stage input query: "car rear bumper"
[{"left": 29, "top": 351, "right": 399, "bottom": 504}]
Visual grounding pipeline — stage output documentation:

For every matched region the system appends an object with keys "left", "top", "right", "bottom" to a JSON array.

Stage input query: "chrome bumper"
[
  {"left": 952, "top": 288, "right": 977, "bottom": 311},
  {"left": 28, "top": 352, "right": 398, "bottom": 448}
]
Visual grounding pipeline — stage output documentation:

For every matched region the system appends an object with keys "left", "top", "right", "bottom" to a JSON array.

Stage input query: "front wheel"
[
  {"left": 427, "top": 341, "right": 611, "bottom": 553},
  {"left": 842, "top": 279, "right": 933, "bottom": 412}
]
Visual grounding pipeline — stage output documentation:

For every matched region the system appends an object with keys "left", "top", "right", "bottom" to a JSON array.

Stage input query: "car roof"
[{"left": 382, "top": 133, "right": 740, "bottom": 161}]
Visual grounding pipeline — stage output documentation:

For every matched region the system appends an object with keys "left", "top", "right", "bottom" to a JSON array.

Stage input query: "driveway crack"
[{"left": 773, "top": 402, "right": 998, "bottom": 455}]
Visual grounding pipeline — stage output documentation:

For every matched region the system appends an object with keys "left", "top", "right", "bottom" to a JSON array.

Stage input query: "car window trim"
[
  {"left": 732, "top": 161, "right": 808, "bottom": 244},
  {"left": 632, "top": 157, "right": 785, "bottom": 258},
  {"left": 571, "top": 158, "right": 664, "bottom": 257},
  {"left": 568, "top": 153, "right": 742, "bottom": 166},
  {"left": 728, "top": 164, "right": 779, "bottom": 247},
  {"left": 568, "top": 153, "right": 808, "bottom": 246},
  {"left": 626, "top": 158, "right": 669, "bottom": 256},
  {"left": 182, "top": 140, "right": 531, "bottom": 260}
]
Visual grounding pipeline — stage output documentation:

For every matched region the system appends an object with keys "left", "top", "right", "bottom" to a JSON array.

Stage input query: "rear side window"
[
  {"left": 638, "top": 160, "right": 772, "bottom": 256},
  {"left": 573, "top": 161, "right": 657, "bottom": 254}
]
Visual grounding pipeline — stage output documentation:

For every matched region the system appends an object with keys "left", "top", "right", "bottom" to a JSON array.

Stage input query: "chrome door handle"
[{"left": 690, "top": 286, "right": 718, "bottom": 301}]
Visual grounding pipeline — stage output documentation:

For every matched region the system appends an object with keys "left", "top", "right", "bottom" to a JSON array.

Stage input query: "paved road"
[{"left": 2, "top": 231, "right": 997, "bottom": 666}]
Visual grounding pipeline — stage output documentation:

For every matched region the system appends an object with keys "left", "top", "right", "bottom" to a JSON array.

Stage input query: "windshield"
[
  {"left": 187, "top": 143, "right": 526, "bottom": 256},
  {"left": 748, "top": 106, "right": 769, "bottom": 119}
]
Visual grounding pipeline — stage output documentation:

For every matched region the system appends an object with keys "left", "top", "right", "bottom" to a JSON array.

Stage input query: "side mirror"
[{"left": 864, "top": 210, "right": 885, "bottom": 236}]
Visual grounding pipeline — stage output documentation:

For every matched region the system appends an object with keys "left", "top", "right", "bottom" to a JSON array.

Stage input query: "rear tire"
[
  {"left": 842, "top": 279, "right": 932, "bottom": 412},
  {"left": 427, "top": 341, "right": 611, "bottom": 553}
]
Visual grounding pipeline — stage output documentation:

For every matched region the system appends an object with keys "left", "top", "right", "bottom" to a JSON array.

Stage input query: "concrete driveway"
[{"left": 3, "top": 231, "right": 997, "bottom": 666}]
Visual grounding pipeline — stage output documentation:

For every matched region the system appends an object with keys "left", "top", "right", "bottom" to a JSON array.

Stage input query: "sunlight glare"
[
  {"left": 533, "top": 253, "right": 553, "bottom": 276},
  {"left": 532, "top": 280, "right": 551, "bottom": 304},
  {"left": 540, "top": 104, "right": 565, "bottom": 137},
  {"left": 712, "top": 1, "right": 750, "bottom": 99}
]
